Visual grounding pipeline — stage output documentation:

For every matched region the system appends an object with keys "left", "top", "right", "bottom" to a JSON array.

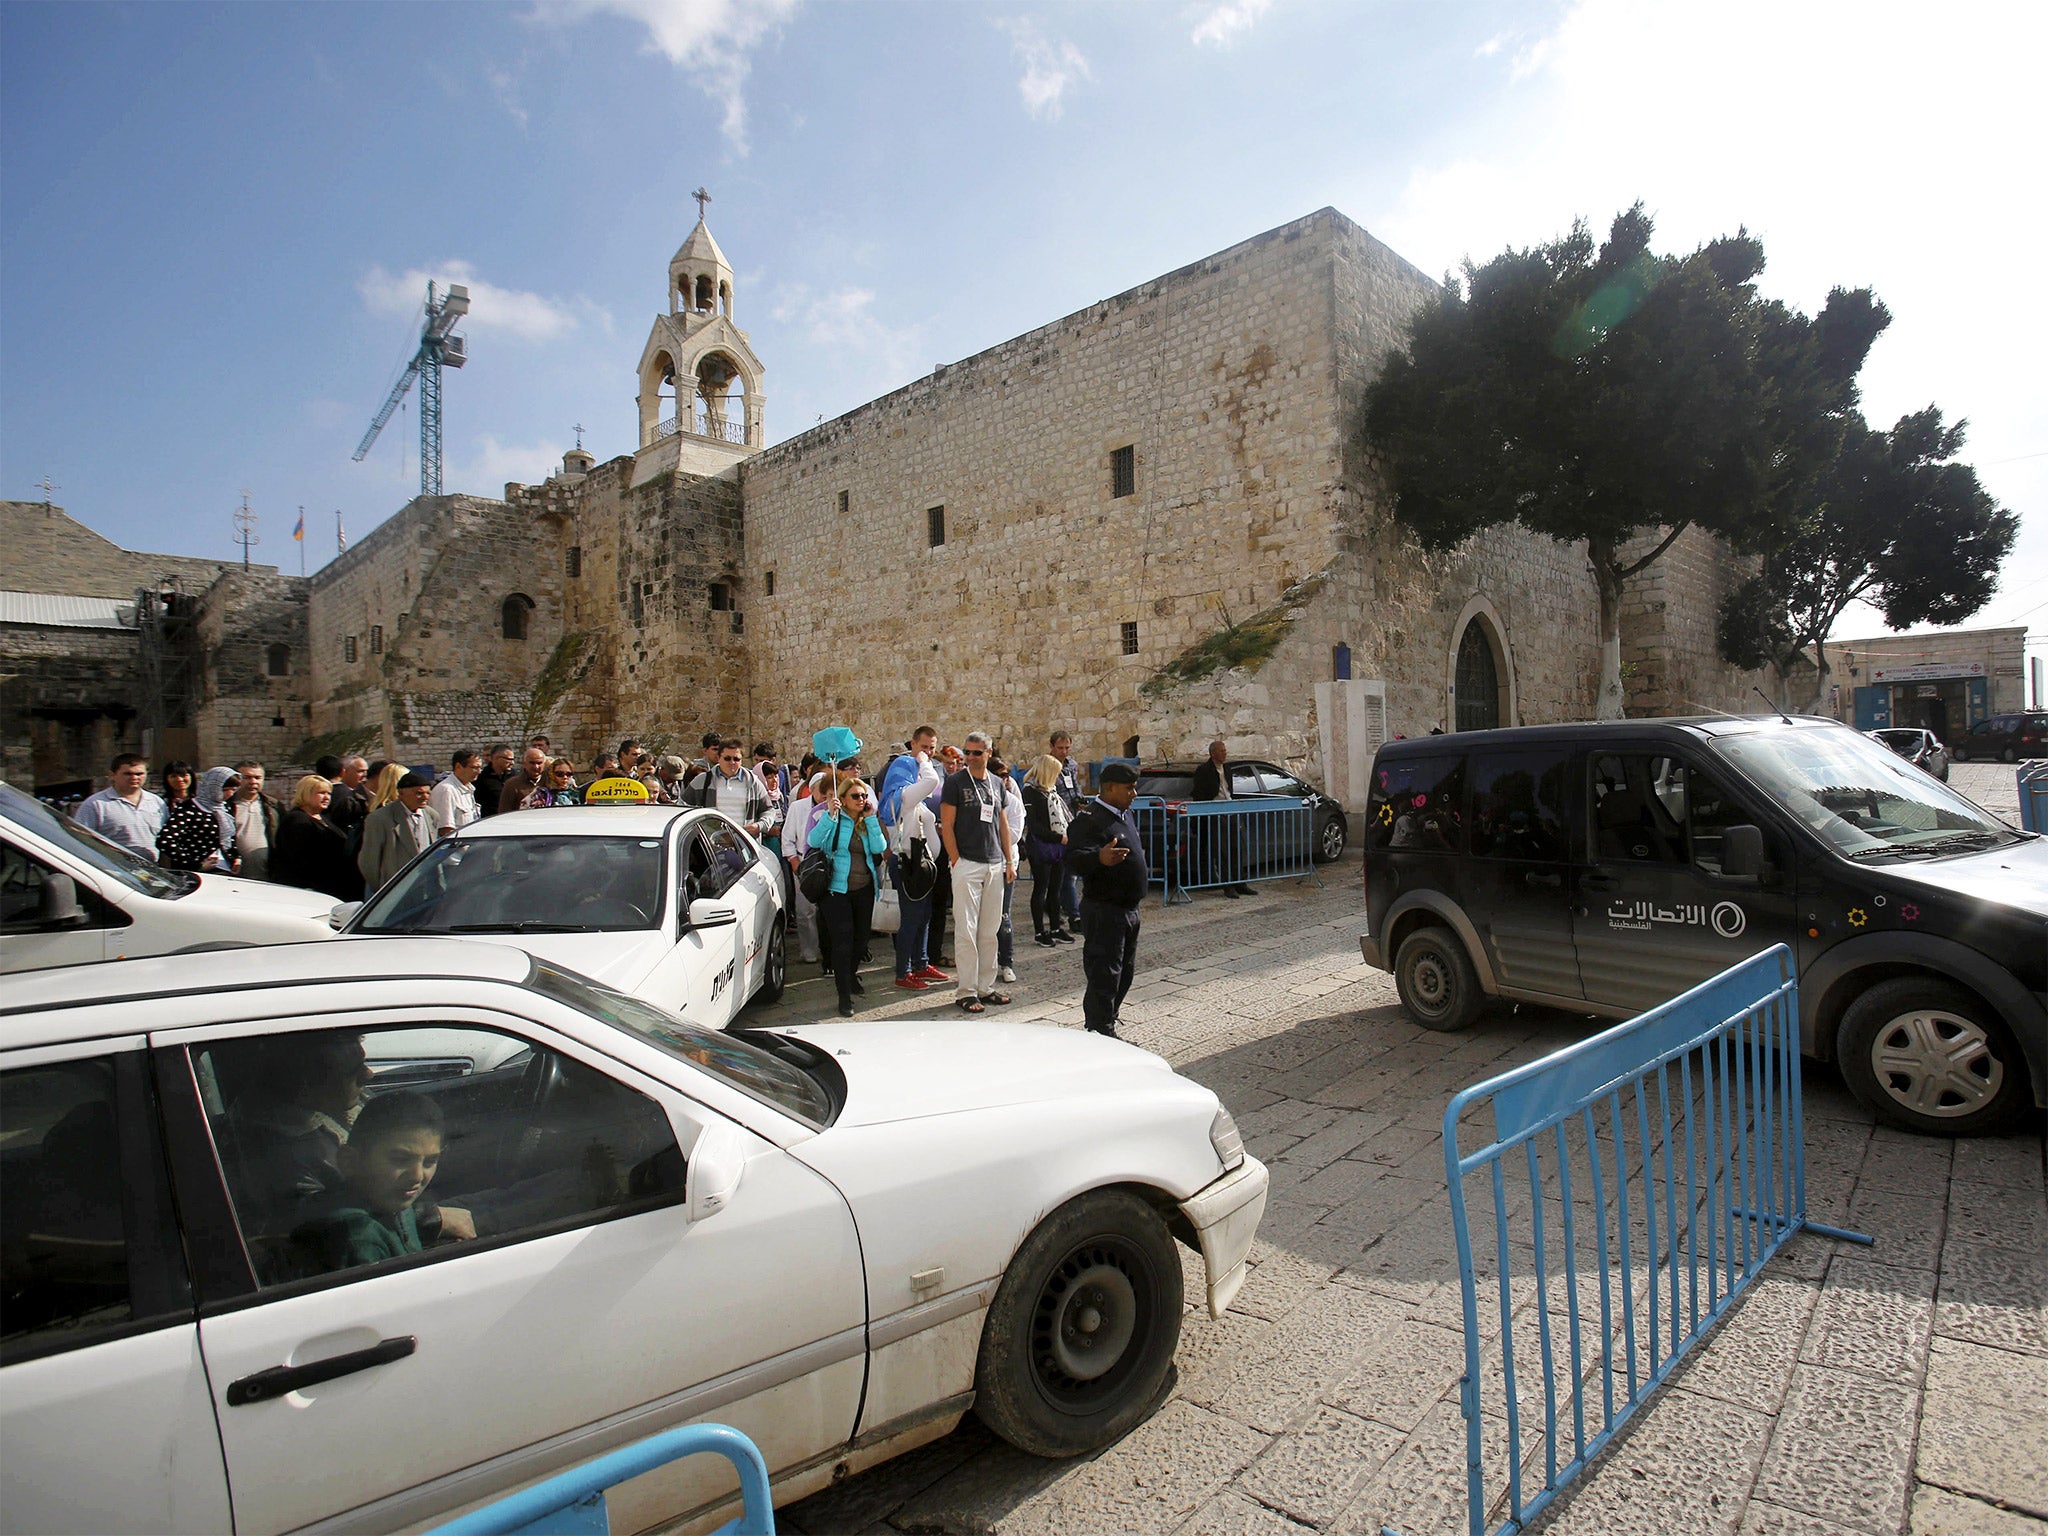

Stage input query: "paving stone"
[
  {"left": 1915, "top": 1384, "right": 2048, "bottom": 1519},
  {"left": 1176, "top": 1490, "right": 1320, "bottom": 1536},
  {"left": 881, "top": 1435, "right": 1074, "bottom": 1535},
  {"left": 1183, "top": 1283, "right": 1407, "bottom": 1434},
  {"left": 1326, "top": 1398, "right": 1528, "bottom": 1536},
  {"left": 1176, "top": 1308, "right": 1277, "bottom": 1402},
  {"left": 1908, "top": 1485, "right": 2048, "bottom": 1535},
  {"left": 780, "top": 1418, "right": 996, "bottom": 1533},
  {"left": 1935, "top": 1239, "right": 2048, "bottom": 1358},
  {"left": 1271, "top": 1109, "right": 1391, "bottom": 1172},
  {"left": 1924, "top": 1335, "right": 2048, "bottom": 1406},
  {"left": 1858, "top": 1130, "right": 1955, "bottom": 1199},
  {"left": 1672, "top": 1272, "right": 1821, "bottom": 1416},
  {"left": 1536, "top": 1386, "right": 1772, "bottom": 1536},
  {"left": 1325, "top": 1317, "right": 1468, "bottom": 1433},
  {"left": 1237, "top": 1404, "right": 1405, "bottom": 1527},
  {"left": 994, "top": 1400, "right": 1268, "bottom": 1536},
  {"left": 1950, "top": 1136, "right": 2047, "bottom": 1195},
  {"left": 1944, "top": 1182, "right": 2048, "bottom": 1256},
  {"left": 1225, "top": 1247, "right": 1340, "bottom": 1323},
  {"left": 1287, "top": 1156, "right": 1393, "bottom": 1209},
  {"left": 1799, "top": 1255, "right": 1936, "bottom": 1382},
  {"left": 1846, "top": 1188, "right": 1947, "bottom": 1271},
  {"left": 1736, "top": 1501, "right": 1870, "bottom": 1535},
  {"left": 1752, "top": 1365, "right": 1919, "bottom": 1535}
]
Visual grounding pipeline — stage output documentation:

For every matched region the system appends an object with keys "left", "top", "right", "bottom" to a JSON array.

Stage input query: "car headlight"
[{"left": 1209, "top": 1104, "right": 1244, "bottom": 1172}]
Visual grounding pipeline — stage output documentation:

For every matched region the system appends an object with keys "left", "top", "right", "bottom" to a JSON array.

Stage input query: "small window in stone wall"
[
  {"left": 566, "top": 546, "right": 583, "bottom": 579},
  {"left": 1120, "top": 621, "right": 1139, "bottom": 656},
  {"left": 764, "top": 570, "right": 776, "bottom": 596},
  {"left": 732, "top": 611, "right": 745, "bottom": 635},
  {"left": 502, "top": 593, "right": 535, "bottom": 641},
  {"left": 710, "top": 582, "right": 732, "bottom": 611},
  {"left": 344, "top": 635, "right": 358, "bottom": 664},
  {"left": 928, "top": 505, "right": 946, "bottom": 548},
  {"left": 370, "top": 625, "right": 383, "bottom": 655},
  {"left": 266, "top": 643, "right": 291, "bottom": 677},
  {"left": 1111, "top": 445, "right": 1136, "bottom": 499},
  {"left": 838, "top": 490, "right": 849, "bottom": 515}
]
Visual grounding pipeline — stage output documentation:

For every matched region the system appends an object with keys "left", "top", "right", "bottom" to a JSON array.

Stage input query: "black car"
[
  {"left": 1135, "top": 760, "right": 1349, "bottom": 866},
  {"left": 1358, "top": 716, "right": 2045, "bottom": 1137},
  {"left": 1950, "top": 711, "right": 2048, "bottom": 763}
]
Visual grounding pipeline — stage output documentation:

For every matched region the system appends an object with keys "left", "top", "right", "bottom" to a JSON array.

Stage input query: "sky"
[{"left": 2, "top": 0, "right": 2043, "bottom": 660}]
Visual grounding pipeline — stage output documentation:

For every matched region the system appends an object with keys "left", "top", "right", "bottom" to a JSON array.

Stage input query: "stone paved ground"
[{"left": 755, "top": 763, "right": 2045, "bottom": 1536}]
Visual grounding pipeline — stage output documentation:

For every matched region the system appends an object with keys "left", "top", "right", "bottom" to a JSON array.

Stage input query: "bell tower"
[{"left": 633, "top": 188, "right": 766, "bottom": 485}]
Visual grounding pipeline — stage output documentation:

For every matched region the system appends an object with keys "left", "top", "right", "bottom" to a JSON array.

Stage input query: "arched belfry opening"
[
  {"left": 695, "top": 351, "right": 744, "bottom": 443},
  {"left": 1447, "top": 596, "right": 1516, "bottom": 733}
]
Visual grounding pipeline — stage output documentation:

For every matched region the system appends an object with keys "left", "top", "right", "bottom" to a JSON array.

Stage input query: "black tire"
[
  {"left": 2002, "top": 745, "right": 2018, "bottom": 763},
  {"left": 1394, "top": 926, "right": 1484, "bottom": 1033},
  {"left": 1836, "top": 976, "right": 2029, "bottom": 1136},
  {"left": 974, "top": 1188, "right": 1183, "bottom": 1458},
  {"left": 751, "top": 916, "right": 787, "bottom": 1007},
  {"left": 1315, "top": 813, "right": 1348, "bottom": 864}
]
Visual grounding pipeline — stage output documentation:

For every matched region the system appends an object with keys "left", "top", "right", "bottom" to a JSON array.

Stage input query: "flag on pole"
[
  {"left": 336, "top": 510, "right": 347, "bottom": 554},
  {"left": 292, "top": 511, "right": 305, "bottom": 541}
]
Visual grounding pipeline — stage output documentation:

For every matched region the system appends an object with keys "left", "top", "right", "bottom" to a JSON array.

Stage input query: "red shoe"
[
  {"left": 915, "top": 964, "right": 950, "bottom": 983},
  {"left": 894, "top": 974, "right": 930, "bottom": 991}
]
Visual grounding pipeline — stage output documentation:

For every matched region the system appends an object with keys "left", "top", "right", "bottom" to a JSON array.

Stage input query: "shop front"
[{"left": 1852, "top": 660, "right": 1990, "bottom": 739}]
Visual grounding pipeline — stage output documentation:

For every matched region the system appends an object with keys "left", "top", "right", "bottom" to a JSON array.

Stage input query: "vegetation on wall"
[
  {"left": 292, "top": 722, "right": 382, "bottom": 764},
  {"left": 1142, "top": 574, "right": 1325, "bottom": 698},
  {"left": 520, "top": 632, "right": 594, "bottom": 741}
]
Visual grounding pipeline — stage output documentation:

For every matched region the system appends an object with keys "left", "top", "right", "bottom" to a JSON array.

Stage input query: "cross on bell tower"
[
  {"left": 692, "top": 187, "right": 712, "bottom": 220},
  {"left": 636, "top": 190, "right": 765, "bottom": 466}
]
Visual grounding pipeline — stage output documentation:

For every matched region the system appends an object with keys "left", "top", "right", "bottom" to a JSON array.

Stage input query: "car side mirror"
[
  {"left": 687, "top": 899, "right": 738, "bottom": 929},
  {"left": 1722, "top": 825, "right": 1765, "bottom": 880},
  {"left": 687, "top": 1122, "right": 747, "bottom": 1223},
  {"left": 38, "top": 874, "right": 88, "bottom": 928},
  {"left": 330, "top": 901, "right": 363, "bottom": 930}
]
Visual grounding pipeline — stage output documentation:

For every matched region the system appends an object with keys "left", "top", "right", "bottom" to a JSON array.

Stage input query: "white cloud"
[
  {"left": 996, "top": 18, "right": 1091, "bottom": 120},
  {"left": 770, "top": 283, "right": 927, "bottom": 399},
  {"left": 1191, "top": 0, "right": 1274, "bottom": 49},
  {"left": 485, "top": 64, "right": 529, "bottom": 129},
  {"left": 357, "top": 262, "right": 594, "bottom": 343},
  {"left": 536, "top": 0, "right": 796, "bottom": 152},
  {"left": 1475, "top": 31, "right": 1506, "bottom": 58},
  {"left": 460, "top": 434, "right": 568, "bottom": 492}
]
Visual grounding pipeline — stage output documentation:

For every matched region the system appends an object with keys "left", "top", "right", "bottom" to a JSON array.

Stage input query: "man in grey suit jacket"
[{"left": 358, "top": 773, "right": 441, "bottom": 894}]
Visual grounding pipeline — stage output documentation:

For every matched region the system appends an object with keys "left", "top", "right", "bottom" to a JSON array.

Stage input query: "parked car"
[
  {"left": 1134, "top": 759, "right": 1349, "bottom": 877},
  {"left": 0, "top": 940, "right": 1268, "bottom": 1536},
  {"left": 1868, "top": 727, "right": 1950, "bottom": 780},
  {"left": 1358, "top": 716, "right": 2044, "bottom": 1136},
  {"left": 338, "top": 805, "right": 786, "bottom": 1027},
  {"left": 0, "top": 779, "right": 335, "bottom": 975},
  {"left": 1950, "top": 711, "right": 2048, "bottom": 763}
]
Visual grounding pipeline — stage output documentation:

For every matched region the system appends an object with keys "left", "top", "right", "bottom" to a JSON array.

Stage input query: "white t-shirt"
[{"left": 429, "top": 776, "right": 478, "bottom": 834}]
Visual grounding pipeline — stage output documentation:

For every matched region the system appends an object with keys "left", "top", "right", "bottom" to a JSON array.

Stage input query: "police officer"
[{"left": 1064, "top": 761, "right": 1150, "bottom": 1038}]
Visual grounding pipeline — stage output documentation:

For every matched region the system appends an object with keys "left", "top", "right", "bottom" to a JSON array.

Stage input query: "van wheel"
[
  {"left": 1837, "top": 978, "right": 2027, "bottom": 1136},
  {"left": 1395, "top": 928, "right": 1483, "bottom": 1033}
]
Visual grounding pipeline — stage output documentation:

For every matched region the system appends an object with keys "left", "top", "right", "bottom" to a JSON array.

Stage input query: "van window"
[
  {"left": 1468, "top": 751, "right": 1570, "bottom": 862},
  {"left": 1592, "top": 755, "right": 1757, "bottom": 874},
  {"left": 1368, "top": 755, "right": 1464, "bottom": 853}
]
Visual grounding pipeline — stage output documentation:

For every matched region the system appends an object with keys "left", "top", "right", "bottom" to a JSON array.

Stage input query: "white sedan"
[
  {"left": 340, "top": 805, "right": 785, "bottom": 1027},
  {"left": 0, "top": 939, "right": 1268, "bottom": 1536}
]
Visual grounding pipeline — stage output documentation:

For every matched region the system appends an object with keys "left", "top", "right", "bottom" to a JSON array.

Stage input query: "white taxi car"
[
  {"left": 339, "top": 805, "right": 785, "bottom": 1027},
  {"left": 0, "top": 940, "right": 1267, "bottom": 1536},
  {"left": 0, "top": 781, "right": 335, "bottom": 974}
]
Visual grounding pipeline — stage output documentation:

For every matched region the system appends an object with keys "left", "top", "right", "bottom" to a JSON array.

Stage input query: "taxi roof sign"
[{"left": 583, "top": 776, "right": 651, "bottom": 804}]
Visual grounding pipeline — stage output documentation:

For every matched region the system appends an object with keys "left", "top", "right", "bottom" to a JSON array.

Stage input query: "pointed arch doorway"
[{"left": 1447, "top": 596, "right": 1515, "bottom": 733}]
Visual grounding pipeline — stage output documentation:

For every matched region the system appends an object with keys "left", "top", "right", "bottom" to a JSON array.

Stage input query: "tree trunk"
[
  {"left": 1805, "top": 640, "right": 1832, "bottom": 715},
  {"left": 1590, "top": 541, "right": 1627, "bottom": 720}
]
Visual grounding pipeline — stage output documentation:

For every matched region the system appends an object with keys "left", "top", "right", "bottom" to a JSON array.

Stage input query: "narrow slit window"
[
  {"left": 764, "top": 570, "right": 776, "bottom": 596},
  {"left": 370, "top": 625, "right": 384, "bottom": 655},
  {"left": 837, "top": 490, "right": 850, "bottom": 515},
  {"left": 344, "top": 635, "right": 358, "bottom": 664},
  {"left": 1111, "top": 444, "right": 1136, "bottom": 499},
  {"left": 1120, "top": 621, "right": 1139, "bottom": 656},
  {"left": 927, "top": 505, "right": 946, "bottom": 548},
  {"left": 566, "top": 546, "right": 583, "bottom": 579}
]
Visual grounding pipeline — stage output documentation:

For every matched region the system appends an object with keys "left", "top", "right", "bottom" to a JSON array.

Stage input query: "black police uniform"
[{"left": 1064, "top": 794, "right": 1150, "bottom": 1035}]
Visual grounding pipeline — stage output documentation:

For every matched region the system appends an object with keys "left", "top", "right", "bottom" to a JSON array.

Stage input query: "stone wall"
[
  {"left": 194, "top": 569, "right": 311, "bottom": 769},
  {"left": 1617, "top": 525, "right": 1777, "bottom": 717},
  {"left": 0, "top": 622, "right": 140, "bottom": 790},
  {"left": 3, "top": 500, "right": 241, "bottom": 597}
]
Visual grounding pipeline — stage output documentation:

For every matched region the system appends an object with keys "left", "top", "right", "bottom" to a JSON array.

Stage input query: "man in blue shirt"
[
  {"left": 1063, "top": 761, "right": 1151, "bottom": 1038},
  {"left": 73, "top": 753, "right": 167, "bottom": 859}
]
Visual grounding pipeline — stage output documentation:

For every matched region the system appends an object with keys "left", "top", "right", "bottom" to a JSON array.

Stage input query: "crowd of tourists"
[{"left": 66, "top": 722, "right": 1152, "bottom": 1037}]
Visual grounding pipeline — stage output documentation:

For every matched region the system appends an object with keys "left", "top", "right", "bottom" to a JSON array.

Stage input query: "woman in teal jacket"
[{"left": 809, "top": 778, "right": 889, "bottom": 1016}]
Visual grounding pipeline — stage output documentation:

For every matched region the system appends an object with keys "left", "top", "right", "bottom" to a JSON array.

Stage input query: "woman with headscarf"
[
  {"left": 273, "top": 775, "right": 364, "bottom": 902},
  {"left": 195, "top": 766, "right": 241, "bottom": 866},
  {"left": 157, "top": 761, "right": 231, "bottom": 872}
]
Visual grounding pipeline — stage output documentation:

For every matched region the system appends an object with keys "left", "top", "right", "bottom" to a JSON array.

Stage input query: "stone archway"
[{"left": 1446, "top": 595, "right": 1516, "bottom": 732}]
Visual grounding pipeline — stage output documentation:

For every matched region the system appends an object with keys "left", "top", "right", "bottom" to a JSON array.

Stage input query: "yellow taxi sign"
[{"left": 582, "top": 776, "right": 651, "bottom": 804}]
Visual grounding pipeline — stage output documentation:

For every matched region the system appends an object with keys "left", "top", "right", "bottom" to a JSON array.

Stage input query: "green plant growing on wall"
[
  {"left": 1142, "top": 575, "right": 1325, "bottom": 698},
  {"left": 293, "top": 723, "right": 382, "bottom": 764},
  {"left": 520, "top": 632, "right": 593, "bottom": 742}
]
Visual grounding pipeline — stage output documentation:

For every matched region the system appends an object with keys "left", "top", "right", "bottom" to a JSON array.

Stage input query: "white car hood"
[
  {"left": 186, "top": 873, "right": 337, "bottom": 924},
  {"left": 497, "top": 929, "right": 673, "bottom": 991},
  {"left": 771, "top": 1018, "right": 1194, "bottom": 1128}
]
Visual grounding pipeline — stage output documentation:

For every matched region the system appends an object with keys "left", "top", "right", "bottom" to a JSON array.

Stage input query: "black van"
[{"left": 1359, "top": 716, "right": 2045, "bottom": 1136}]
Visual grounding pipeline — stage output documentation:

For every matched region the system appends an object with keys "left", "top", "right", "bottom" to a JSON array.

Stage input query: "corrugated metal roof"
[{"left": 0, "top": 590, "right": 137, "bottom": 629}]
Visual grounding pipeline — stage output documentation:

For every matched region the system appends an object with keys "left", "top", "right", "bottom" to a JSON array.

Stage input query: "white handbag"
[{"left": 870, "top": 880, "right": 901, "bottom": 934}]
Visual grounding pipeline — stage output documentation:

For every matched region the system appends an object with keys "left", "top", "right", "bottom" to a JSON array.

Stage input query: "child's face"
[{"left": 346, "top": 1129, "right": 441, "bottom": 1216}]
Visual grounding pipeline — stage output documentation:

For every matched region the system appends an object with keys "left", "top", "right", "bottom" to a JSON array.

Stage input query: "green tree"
[
  {"left": 1363, "top": 206, "right": 1886, "bottom": 718},
  {"left": 1717, "top": 408, "right": 2018, "bottom": 710}
]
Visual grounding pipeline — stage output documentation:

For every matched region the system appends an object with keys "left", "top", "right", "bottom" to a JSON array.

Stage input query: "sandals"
[
  {"left": 979, "top": 991, "right": 1013, "bottom": 1006},
  {"left": 956, "top": 996, "right": 986, "bottom": 1014}
]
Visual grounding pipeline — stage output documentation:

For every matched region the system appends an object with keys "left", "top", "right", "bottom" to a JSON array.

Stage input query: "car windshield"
[
  {"left": 0, "top": 781, "right": 194, "bottom": 900},
  {"left": 1711, "top": 727, "right": 2019, "bottom": 858},
  {"left": 355, "top": 834, "right": 666, "bottom": 933},
  {"left": 1871, "top": 730, "right": 1926, "bottom": 751},
  {"left": 527, "top": 960, "right": 835, "bottom": 1128}
]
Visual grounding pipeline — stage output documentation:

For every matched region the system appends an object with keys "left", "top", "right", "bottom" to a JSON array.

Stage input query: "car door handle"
[
  {"left": 1523, "top": 871, "right": 1562, "bottom": 888},
  {"left": 226, "top": 1336, "right": 417, "bottom": 1406},
  {"left": 1582, "top": 874, "right": 1620, "bottom": 892}
]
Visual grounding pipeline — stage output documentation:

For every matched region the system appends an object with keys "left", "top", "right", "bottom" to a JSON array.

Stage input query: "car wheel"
[
  {"left": 975, "top": 1188, "right": 1183, "bottom": 1458},
  {"left": 2002, "top": 745, "right": 2018, "bottom": 763},
  {"left": 752, "top": 916, "right": 787, "bottom": 1006},
  {"left": 1316, "top": 813, "right": 1347, "bottom": 864},
  {"left": 1395, "top": 926, "right": 1484, "bottom": 1032},
  {"left": 1836, "top": 977, "right": 2028, "bottom": 1136}
]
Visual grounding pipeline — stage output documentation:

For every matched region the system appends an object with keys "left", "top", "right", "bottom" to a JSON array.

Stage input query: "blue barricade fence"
[
  {"left": 429, "top": 1421, "right": 774, "bottom": 1536},
  {"left": 1425, "top": 946, "right": 1870, "bottom": 1536},
  {"left": 1129, "top": 795, "right": 1321, "bottom": 906},
  {"left": 2017, "top": 762, "right": 2048, "bottom": 832}
]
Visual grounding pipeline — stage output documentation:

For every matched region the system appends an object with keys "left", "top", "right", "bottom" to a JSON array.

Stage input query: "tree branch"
[{"left": 1615, "top": 520, "right": 1694, "bottom": 581}]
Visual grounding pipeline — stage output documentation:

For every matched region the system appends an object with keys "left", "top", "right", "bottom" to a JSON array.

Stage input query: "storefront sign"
[{"left": 1871, "top": 661, "right": 1985, "bottom": 683}]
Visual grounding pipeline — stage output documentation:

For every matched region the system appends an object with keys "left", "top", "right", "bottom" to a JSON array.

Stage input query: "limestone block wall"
[
  {"left": 192, "top": 569, "right": 310, "bottom": 769},
  {"left": 3, "top": 501, "right": 238, "bottom": 598},
  {"left": 739, "top": 209, "right": 1361, "bottom": 765},
  {"left": 0, "top": 623, "right": 141, "bottom": 789},
  {"left": 1618, "top": 526, "right": 1774, "bottom": 716}
]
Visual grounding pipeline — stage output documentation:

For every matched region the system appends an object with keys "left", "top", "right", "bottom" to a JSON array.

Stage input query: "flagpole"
[{"left": 298, "top": 506, "right": 306, "bottom": 576}]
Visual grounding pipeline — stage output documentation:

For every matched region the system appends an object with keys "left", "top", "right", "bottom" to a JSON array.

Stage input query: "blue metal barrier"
[
  {"left": 2017, "top": 762, "right": 2048, "bottom": 832},
  {"left": 429, "top": 1422, "right": 774, "bottom": 1536},
  {"left": 1129, "top": 795, "right": 1321, "bottom": 905},
  {"left": 1429, "top": 946, "right": 1870, "bottom": 1536}
]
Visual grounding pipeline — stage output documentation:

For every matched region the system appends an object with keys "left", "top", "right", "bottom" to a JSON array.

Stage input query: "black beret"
[{"left": 1098, "top": 762, "right": 1140, "bottom": 786}]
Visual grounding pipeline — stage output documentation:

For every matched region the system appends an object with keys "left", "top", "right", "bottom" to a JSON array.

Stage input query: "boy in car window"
[{"left": 294, "top": 1091, "right": 449, "bottom": 1271}]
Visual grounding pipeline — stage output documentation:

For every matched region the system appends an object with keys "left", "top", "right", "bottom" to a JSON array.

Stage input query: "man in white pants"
[{"left": 939, "top": 731, "right": 1017, "bottom": 1012}]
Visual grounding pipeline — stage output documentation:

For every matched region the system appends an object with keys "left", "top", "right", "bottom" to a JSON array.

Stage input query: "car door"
[
  {"left": 1571, "top": 751, "right": 1794, "bottom": 1014},
  {"left": 0, "top": 841, "right": 114, "bottom": 972},
  {"left": 160, "top": 1008, "right": 865, "bottom": 1536},
  {"left": 1463, "top": 748, "right": 1583, "bottom": 1002},
  {"left": 699, "top": 817, "right": 777, "bottom": 1014},
  {"left": 0, "top": 1042, "right": 231, "bottom": 1536},
  {"left": 661, "top": 822, "right": 752, "bottom": 1025}
]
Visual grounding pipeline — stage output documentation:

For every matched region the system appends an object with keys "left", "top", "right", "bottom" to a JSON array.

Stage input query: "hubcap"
[
  {"left": 1871, "top": 1008, "right": 2004, "bottom": 1117},
  {"left": 1410, "top": 954, "right": 1450, "bottom": 1010},
  {"left": 1321, "top": 820, "right": 1345, "bottom": 860},
  {"left": 1031, "top": 1240, "right": 1146, "bottom": 1406}
]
